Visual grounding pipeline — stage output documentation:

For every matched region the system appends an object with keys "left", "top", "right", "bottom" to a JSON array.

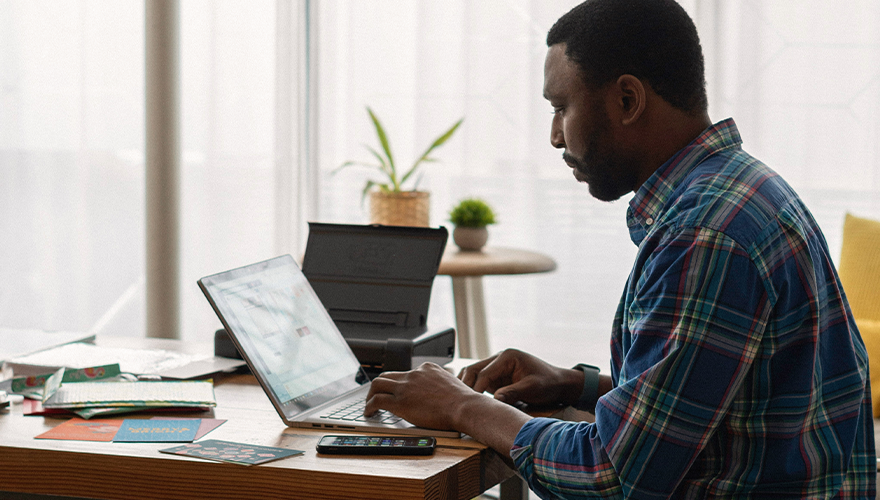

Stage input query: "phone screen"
[{"left": 316, "top": 435, "right": 436, "bottom": 455}]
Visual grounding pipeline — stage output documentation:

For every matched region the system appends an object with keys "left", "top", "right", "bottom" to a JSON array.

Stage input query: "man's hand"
[
  {"left": 364, "top": 362, "right": 481, "bottom": 431},
  {"left": 458, "top": 348, "right": 583, "bottom": 407},
  {"left": 365, "top": 362, "right": 532, "bottom": 459}
]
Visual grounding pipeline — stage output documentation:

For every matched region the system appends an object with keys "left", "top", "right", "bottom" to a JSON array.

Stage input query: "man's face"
[{"left": 543, "top": 44, "right": 636, "bottom": 202}]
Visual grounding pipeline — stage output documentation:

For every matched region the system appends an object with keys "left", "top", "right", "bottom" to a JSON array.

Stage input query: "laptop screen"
[{"left": 198, "top": 255, "right": 365, "bottom": 415}]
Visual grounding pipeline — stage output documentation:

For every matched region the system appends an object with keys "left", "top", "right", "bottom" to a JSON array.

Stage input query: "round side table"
[{"left": 438, "top": 246, "right": 557, "bottom": 359}]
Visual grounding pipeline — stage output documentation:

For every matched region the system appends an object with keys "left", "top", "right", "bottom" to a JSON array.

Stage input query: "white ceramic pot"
[{"left": 453, "top": 226, "right": 488, "bottom": 251}]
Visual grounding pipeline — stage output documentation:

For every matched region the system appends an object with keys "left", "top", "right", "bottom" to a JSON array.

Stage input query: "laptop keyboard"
[{"left": 319, "top": 399, "right": 403, "bottom": 424}]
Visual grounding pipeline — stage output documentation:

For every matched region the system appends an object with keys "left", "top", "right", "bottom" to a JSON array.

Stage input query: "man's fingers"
[
  {"left": 364, "top": 375, "right": 404, "bottom": 416},
  {"left": 364, "top": 392, "right": 397, "bottom": 417},
  {"left": 493, "top": 385, "right": 521, "bottom": 404},
  {"left": 375, "top": 370, "right": 407, "bottom": 381},
  {"left": 458, "top": 356, "right": 495, "bottom": 386},
  {"left": 365, "top": 374, "right": 401, "bottom": 405},
  {"left": 458, "top": 364, "right": 481, "bottom": 387},
  {"left": 471, "top": 357, "right": 510, "bottom": 394}
]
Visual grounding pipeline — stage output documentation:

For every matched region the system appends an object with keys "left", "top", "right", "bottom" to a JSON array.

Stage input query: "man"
[{"left": 365, "top": 0, "right": 876, "bottom": 497}]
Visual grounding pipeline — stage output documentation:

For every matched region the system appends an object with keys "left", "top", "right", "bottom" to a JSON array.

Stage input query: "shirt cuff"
[
  {"left": 571, "top": 363, "right": 600, "bottom": 412},
  {"left": 510, "top": 417, "right": 558, "bottom": 463}
]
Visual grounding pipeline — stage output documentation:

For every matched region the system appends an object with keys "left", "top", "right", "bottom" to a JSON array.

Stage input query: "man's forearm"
[
  {"left": 452, "top": 393, "right": 533, "bottom": 464},
  {"left": 451, "top": 373, "right": 613, "bottom": 460}
]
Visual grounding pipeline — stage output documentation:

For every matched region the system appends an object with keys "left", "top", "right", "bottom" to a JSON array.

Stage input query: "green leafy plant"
[
  {"left": 449, "top": 198, "right": 497, "bottom": 228},
  {"left": 335, "top": 107, "right": 464, "bottom": 200}
]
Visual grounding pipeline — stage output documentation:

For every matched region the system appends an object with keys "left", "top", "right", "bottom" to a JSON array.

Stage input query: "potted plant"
[
  {"left": 449, "top": 198, "right": 496, "bottom": 251},
  {"left": 336, "top": 107, "right": 463, "bottom": 227}
]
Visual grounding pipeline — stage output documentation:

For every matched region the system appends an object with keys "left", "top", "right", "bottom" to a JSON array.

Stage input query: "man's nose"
[{"left": 550, "top": 118, "right": 565, "bottom": 149}]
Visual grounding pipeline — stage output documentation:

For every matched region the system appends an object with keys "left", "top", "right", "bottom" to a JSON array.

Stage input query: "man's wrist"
[
  {"left": 453, "top": 391, "right": 531, "bottom": 461},
  {"left": 570, "top": 363, "right": 601, "bottom": 412}
]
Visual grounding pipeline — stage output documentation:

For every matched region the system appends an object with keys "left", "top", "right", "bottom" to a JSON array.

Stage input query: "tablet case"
[{"left": 301, "top": 222, "right": 456, "bottom": 373}]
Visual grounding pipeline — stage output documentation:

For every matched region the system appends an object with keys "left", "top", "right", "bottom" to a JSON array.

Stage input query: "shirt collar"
[{"left": 626, "top": 118, "right": 743, "bottom": 245}]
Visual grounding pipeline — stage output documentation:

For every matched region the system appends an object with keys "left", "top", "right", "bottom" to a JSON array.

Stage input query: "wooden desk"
[
  {"left": 0, "top": 339, "right": 514, "bottom": 500},
  {"left": 438, "top": 247, "right": 557, "bottom": 359}
]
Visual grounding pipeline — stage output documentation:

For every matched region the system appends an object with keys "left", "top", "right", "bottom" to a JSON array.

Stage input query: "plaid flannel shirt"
[{"left": 512, "top": 119, "right": 876, "bottom": 499}]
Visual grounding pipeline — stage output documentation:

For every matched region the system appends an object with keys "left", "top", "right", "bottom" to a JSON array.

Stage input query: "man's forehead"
[{"left": 543, "top": 43, "right": 577, "bottom": 99}]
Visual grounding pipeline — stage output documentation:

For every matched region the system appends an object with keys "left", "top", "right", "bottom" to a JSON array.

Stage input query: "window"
[{"left": 3, "top": 1, "right": 878, "bottom": 361}]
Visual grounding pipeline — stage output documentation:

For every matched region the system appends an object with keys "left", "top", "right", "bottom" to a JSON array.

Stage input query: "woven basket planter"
[{"left": 369, "top": 190, "right": 430, "bottom": 227}]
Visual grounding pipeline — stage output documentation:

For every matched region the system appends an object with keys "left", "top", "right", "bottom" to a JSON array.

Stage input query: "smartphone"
[{"left": 316, "top": 435, "right": 436, "bottom": 456}]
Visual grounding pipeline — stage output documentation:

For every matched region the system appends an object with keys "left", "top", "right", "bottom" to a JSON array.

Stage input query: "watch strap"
[{"left": 571, "top": 363, "right": 600, "bottom": 412}]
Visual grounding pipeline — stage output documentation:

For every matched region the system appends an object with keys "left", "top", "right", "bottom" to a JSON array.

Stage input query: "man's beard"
[
  {"left": 562, "top": 96, "right": 637, "bottom": 202},
  {"left": 564, "top": 141, "right": 634, "bottom": 202}
]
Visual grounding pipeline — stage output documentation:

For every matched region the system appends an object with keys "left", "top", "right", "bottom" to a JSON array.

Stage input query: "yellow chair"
[{"left": 838, "top": 212, "right": 880, "bottom": 416}]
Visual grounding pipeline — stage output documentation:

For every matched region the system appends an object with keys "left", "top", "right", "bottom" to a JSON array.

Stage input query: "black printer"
[{"left": 300, "top": 222, "right": 456, "bottom": 375}]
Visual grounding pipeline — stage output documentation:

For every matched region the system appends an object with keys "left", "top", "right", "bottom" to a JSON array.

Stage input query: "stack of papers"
[
  {"left": 3, "top": 342, "right": 242, "bottom": 379},
  {"left": 37, "top": 367, "right": 217, "bottom": 419}
]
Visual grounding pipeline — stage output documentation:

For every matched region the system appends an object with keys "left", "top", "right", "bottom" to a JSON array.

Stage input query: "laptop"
[{"left": 198, "top": 254, "right": 460, "bottom": 438}]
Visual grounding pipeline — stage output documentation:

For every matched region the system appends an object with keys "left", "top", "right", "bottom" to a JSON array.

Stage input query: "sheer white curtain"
[
  {"left": 0, "top": 0, "right": 309, "bottom": 341},
  {"left": 3, "top": 1, "right": 879, "bottom": 357},
  {"left": 1, "top": 1, "right": 146, "bottom": 336},
  {"left": 315, "top": 0, "right": 880, "bottom": 368},
  {"left": 315, "top": 0, "right": 634, "bottom": 367},
  {"left": 695, "top": 0, "right": 880, "bottom": 258}
]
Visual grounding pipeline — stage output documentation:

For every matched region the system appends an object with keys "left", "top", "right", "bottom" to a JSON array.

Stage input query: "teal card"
[
  {"left": 159, "top": 439, "right": 304, "bottom": 465},
  {"left": 113, "top": 419, "right": 199, "bottom": 442}
]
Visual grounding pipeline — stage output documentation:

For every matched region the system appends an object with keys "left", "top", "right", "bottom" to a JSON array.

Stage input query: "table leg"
[
  {"left": 451, "top": 276, "right": 490, "bottom": 359},
  {"left": 499, "top": 476, "right": 530, "bottom": 500}
]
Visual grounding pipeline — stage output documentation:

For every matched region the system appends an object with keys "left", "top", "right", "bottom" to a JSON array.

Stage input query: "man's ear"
[{"left": 615, "top": 74, "right": 646, "bottom": 126}]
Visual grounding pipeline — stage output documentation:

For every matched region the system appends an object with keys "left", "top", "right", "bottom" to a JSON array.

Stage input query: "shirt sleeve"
[
  {"left": 511, "top": 226, "right": 770, "bottom": 499},
  {"left": 512, "top": 418, "right": 623, "bottom": 498}
]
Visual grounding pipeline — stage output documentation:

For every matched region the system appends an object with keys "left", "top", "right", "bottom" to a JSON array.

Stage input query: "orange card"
[{"left": 35, "top": 418, "right": 124, "bottom": 442}]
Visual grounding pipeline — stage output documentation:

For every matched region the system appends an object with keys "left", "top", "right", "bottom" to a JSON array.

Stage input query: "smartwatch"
[{"left": 571, "top": 363, "right": 601, "bottom": 412}]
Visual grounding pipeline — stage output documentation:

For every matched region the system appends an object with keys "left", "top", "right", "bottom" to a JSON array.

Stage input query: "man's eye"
[{"left": 552, "top": 107, "right": 564, "bottom": 115}]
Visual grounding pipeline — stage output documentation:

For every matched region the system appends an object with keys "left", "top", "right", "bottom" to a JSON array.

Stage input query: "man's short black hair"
[{"left": 547, "top": 0, "right": 708, "bottom": 114}]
